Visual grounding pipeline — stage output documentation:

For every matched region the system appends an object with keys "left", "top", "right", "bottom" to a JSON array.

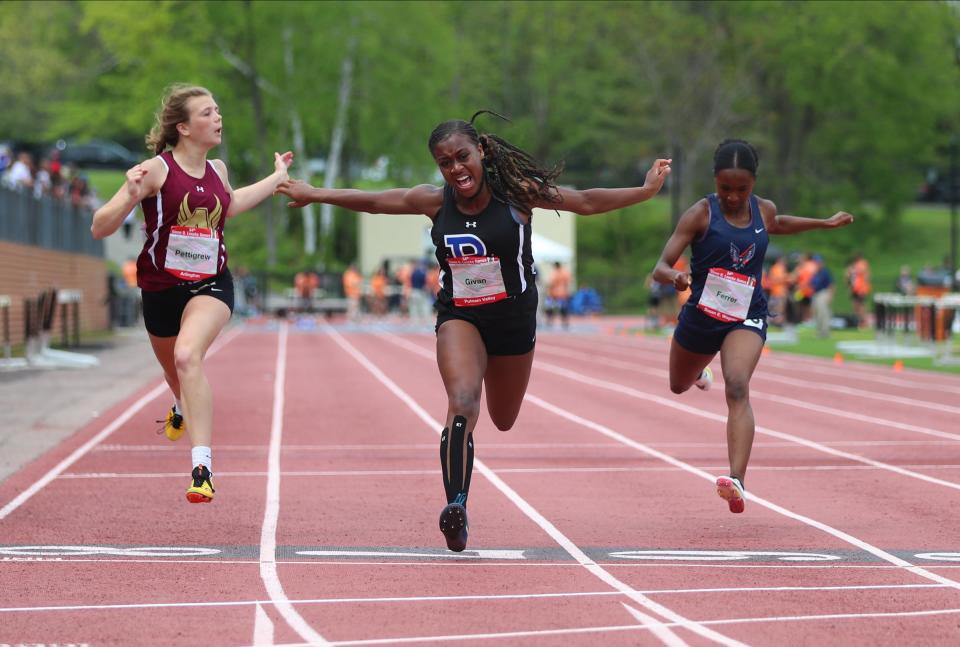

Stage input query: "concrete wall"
[{"left": 0, "top": 240, "right": 109, "bottom": 348}]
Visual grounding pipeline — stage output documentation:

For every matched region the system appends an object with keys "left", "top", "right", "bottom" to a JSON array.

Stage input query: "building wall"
[{"left": 0, "top": 240, "right": 109, "bottom": 348}]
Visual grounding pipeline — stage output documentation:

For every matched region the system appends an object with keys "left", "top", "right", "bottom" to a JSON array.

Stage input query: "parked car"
[{"left": 54, "top": 139, "right": 141, "bottom": 169}]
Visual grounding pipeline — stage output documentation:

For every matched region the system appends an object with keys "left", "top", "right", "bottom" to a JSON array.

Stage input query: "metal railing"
[{"left": 0, "top": 185, "right": 103, "bottom": 257}]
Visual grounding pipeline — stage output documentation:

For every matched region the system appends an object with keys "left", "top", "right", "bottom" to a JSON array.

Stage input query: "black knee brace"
[{"left": 440, "top": 415, "right": 474, "bottom": 505}]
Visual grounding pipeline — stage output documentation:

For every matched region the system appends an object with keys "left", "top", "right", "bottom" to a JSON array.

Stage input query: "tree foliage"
[{"left": 2, "top": 0, "right": 958, "bottom": 298}]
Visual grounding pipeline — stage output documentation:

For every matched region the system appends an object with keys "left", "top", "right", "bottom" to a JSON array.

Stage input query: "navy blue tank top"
[
  {"left": 431, "top": 185, "right": 536, "bottom": 307},
  {"left": 685, "top": 193, "right": 768, "bottom": 319}
]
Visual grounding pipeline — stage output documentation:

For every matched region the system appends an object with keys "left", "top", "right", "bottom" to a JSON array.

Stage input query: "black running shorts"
[
  {"left": 435, "top": 286, "right": 538, "bottom": 356},
  {"left": 141, "top": 269, "right": 235, "bottom": 338}
]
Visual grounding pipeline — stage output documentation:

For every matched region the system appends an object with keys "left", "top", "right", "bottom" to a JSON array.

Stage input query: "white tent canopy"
[{"left": 531, "top": 232, "right": 572, "bottom": 264}]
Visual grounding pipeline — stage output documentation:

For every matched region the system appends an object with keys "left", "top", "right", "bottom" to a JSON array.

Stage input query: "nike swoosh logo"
[{"left": 754, "top": 228, "right": 764, "bottom": 234}]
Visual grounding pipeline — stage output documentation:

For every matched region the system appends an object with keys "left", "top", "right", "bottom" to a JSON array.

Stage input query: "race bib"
[
  {"left": 448, "top": 256, "right": 507, "bottom": 306},
  {"left": 697, "top": 267, "right": 756, "bottom": 322},
  {"left": 165, "top": 226, "right": 219, "bottom": 281}
]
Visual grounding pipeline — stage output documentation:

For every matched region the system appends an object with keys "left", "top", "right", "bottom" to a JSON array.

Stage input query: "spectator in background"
[
  {"left": 396, "top": 260, "right": 413, "bottom": 315},
  {"left": 3, "top": 151, "right": 34, "bottom": 190},
  {"left": 294, "top": 268, "right": 319, "bottom": 313},
  {"left": 342, "top": 264, "right": 363, "bottom": 321},
  {"left": 895, "top": 265, "right": 915, "bottom": 295},
  {"left": 68, "top": 174, "right": 93, "bottom": 209},
  {"left": 121, "top": 257, "right": 138, "bottom": 288},
  {"left": 762, "top": 255, "right": 789, "bottom": 326},
  {"left": 369, "top": 265, "right": 388, "bottom": 316},
  {"left": 846, "top": 253, "right": 871, "bottom": 328},
  {"left": 0, "top": 144, "right": 11, "bottom": 174},
  {"left": 33, "top": 158, "right": 53, "bottom": 199},
  {"left": 810, "top": 255, "right": 834, "bottom": 338},
  {"left": 791, "top": 251, "right": 818, "bottom": 323},
  {"left": 545, "top": 261, "right": 572, "bottom": 329},
  {"left": 917, "top": 263, "right": 951, "bottom": 288},
  {"left": 408, "top": 259, "right": 433, "bottom": 323}
]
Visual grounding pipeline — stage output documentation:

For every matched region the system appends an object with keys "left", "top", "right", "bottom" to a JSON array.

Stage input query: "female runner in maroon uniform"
[
  {"left": 277, "top": 111, "right": 671, "bottom": 551},
  {"left": 92, "top": 84, "right": 293, "bottom": 503}
]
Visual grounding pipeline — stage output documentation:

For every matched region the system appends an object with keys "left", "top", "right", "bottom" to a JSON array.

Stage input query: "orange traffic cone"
[
  {"left": 893, "top": 359, "right": 904, "bottom": 372},
  {"left": 761, "top": 346, "right": 771, "bottom": 356},
  {"left": 833, "top": 352, "right": 844, "bottom": 364}
]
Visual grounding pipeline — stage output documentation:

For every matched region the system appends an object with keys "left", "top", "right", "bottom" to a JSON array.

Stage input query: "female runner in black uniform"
[{"left": 279, "top": 112, "right": 670, "bottom": 551}]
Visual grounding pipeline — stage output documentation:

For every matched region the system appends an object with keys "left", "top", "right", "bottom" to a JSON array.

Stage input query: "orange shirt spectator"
[
  {"left": 369, "top": 268, "right": 388, "bottom": 315},
  {"left": 547, "top": 263, "right": 571, "bottom": 301},
  {"left": 849, "top": 257, "right": 871, "bottom": 297},
  {"left": 342, "top": 266, "right": 362, "bottom": 299},
  {"left": 794, "top": 255, "right": 818, "bottom": 300},
  {"left": 763, "top": 257, "right": 789, "bottom": 299},
  {"left": 121, "top": 258, "right": 138, "bottom": 288},
  {"left": 294, "top": 271, "right": 319, "bottom": 299}
]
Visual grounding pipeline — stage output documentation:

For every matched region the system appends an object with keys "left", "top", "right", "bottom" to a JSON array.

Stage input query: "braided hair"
[
  {"left": 713, "top": 139, "right": 759, "bottom": 177},
  {"left": 428, "top": 110, "right": 563, "bottom": 213}
]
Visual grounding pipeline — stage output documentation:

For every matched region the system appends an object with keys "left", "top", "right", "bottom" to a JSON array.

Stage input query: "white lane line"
[
  {"left": 257, "top": 323, "right": 331, "bottom": 647},
  {"left": 57, "top": 463, "right": 960, "bottom": 480},
  {"left": 339, "top": 328, "right": 745, "bottom": 647},
  {"left": 0, "top": 582, "right": 953, "bottom": 614},
  {"left": 526, "top": 393, "right": 960, "bottom": 590},
  {"left": 550, "top": 336, "right": 960, "bottom": 396},
  {"left": 253, "top": 602, "right": 275, "bottom": 646},
  {"left": 382, "top": 334, "right": 960, "bottom": 590},
  {"left": 5, "top": 556, "right": 959, "bottom": 570},
  {"left": 750, "top": 389, "right": 960, "bottom": 441},
  {"left": 260, "top": 606, "right": 960, "bottom": 646},
  {"left": 388, "top": 335, "right": 960, "bottom": 492},
  {"left": 93, "top": 442, "right": 623, "bottom": 452},
  {"left": 0, "top": 326, "right": 245, "bottom": 522},
  {"left": 91, "top": 438, "right": 960, "bottom": 452},
  {"left": 539, "top": 342, "right": 960, "bottom": 437},
  {"left": 534, "top": 359, "right": 960, "bottom": 494}
]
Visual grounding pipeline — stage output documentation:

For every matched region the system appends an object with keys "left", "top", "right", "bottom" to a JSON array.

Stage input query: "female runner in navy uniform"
[
  {"left": 652, "top": 139, "right": 853, "bottom": 513},
  {"left": 278, "top": 111, "right": 671, "bottom": 551},
  {"left": 92, "top": 84, "right": 293, "bottom": 503}
]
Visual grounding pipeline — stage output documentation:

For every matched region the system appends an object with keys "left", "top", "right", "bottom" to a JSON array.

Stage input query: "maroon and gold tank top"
[{"left": 137, "top": 151, "right": 232, "bottom": 291}]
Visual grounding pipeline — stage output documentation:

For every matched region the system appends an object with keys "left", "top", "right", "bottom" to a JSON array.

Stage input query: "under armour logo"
[
  {"left": 465, "top": 221, "right": 477, "bottom": 228},
  {"left": 195, "top": 185, "right": 205, "bottom": 193}
]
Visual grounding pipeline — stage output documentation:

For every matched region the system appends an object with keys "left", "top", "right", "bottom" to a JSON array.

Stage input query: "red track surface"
[{"left": 2, "top": 317, "right": 959, "bottom": 646}]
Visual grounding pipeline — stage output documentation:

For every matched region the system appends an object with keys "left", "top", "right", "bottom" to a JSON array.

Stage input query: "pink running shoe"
[{"left": 716, "top": 476, "right": 745, "bottom": 513}]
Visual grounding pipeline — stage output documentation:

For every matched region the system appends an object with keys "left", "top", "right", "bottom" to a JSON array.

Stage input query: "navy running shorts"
[
  {"left": 435, "top": 286, "right": 538, "bottom": 356},
  {"left": 141, "top": 268, "right": 235, "bottom": 338},
  {"left": 672, "top": 304, "right": 767, "bottom": 355}
]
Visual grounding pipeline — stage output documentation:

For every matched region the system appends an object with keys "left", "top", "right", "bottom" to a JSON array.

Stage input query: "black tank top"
[{"left": 431, "top": 185, "right": 535, "bottom": 308}]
